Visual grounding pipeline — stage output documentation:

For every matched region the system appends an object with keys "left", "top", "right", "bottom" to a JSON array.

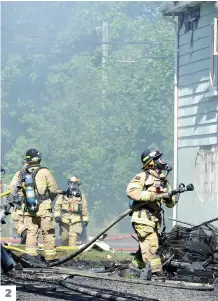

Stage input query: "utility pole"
[
  {"left": 100, "top": 22, "right": 108, "bottom": 137},
  {"left": 102, "top": 22, "right": 109, "bottom": 73},
  {"left": 102, "top": 22, "right": 108, "bottom": 107}
]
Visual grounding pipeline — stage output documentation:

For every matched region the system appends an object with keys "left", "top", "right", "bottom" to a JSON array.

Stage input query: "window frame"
[
  {"left": 214, "top": 18, "right": 218, "bottom": 56},
  {"left": 210, "top": 19, "right": 218, "bottom": 90}
]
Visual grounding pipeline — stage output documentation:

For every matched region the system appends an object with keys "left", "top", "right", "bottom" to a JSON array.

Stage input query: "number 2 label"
[{"left": 0, "top": 286, "right": 16, "bottom": 301}]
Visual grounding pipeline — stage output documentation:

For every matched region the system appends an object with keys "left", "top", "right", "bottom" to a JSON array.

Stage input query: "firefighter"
[
  {"left": 54, "top": 175, "right": 89, "bottom": 247},
  {"left": 11, "top": 203, "right": 27, "bottom": 244},
  {"left": 9, "top": 149, "right": 59, "bottom": 262},
  {"left": 9, "top": 163, "right": 28, "bottom": 244},
  {"left": 126, "top": 148, "right": 177, "bottom": 274}
]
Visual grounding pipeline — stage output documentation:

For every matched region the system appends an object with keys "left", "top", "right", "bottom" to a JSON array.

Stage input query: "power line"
[
  {"left": 1, "top": 26, "right": 174, "bottom": 45},
  {"left": 0, "top": 44, "right": 119, "bottom": 69},
  {"left": 1, "top": 44, "right": 172, "bottom": 61},
  {"left": 1, "top": 44, "right": 105, "bottom": 58}
]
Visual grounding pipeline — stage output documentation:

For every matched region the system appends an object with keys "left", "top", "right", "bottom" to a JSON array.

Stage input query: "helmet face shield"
[{"left": 155, "top": 158, "right": 172, "bottom": 172}]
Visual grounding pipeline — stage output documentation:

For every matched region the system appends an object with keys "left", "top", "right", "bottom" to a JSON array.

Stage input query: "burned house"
[{"left": 161, "top": 2, "right": 218, "bottom": 225}]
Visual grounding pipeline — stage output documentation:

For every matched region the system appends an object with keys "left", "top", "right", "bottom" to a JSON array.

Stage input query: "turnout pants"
[
  {"left": 13, "top": 215, "right": 27, "bottom": 237},
  {"left": 25, "top": 215, "right": 57, "bottom": 260},
  {"left": 59, "top": 222, "right": 83, "bottom": 247},
  {"left": 131, "top": 223, "right": 162, "bottom": 272}
]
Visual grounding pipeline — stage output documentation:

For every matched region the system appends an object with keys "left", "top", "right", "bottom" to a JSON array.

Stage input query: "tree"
[{"left": 2, "top": 2, "right": 175, "bottom": 232}]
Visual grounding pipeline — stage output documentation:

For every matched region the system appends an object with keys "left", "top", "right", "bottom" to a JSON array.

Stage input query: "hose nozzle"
[{"left": 186, "top": 184, "right": 194, "bottom": 191}]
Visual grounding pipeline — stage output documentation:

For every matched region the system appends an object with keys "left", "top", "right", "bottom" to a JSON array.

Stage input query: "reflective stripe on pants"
[{"left": 25, "top": 247, "right": 38, "bottom": 256}]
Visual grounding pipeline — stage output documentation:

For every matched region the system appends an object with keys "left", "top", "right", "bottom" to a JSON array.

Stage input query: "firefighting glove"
[
  {"left": 20, "top": 229, "right": 27, "bottom": 245},
  {"left": 82, "top": 221, "right": 88, "bottom": 228},
  {"left": 55, "top": 216, "right": 62, "bottom": 223}
]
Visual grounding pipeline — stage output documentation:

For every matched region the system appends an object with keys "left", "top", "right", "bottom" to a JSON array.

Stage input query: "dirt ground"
[
  {"left": 1, "top": 254, "right": 218, "bottom": 301},
  {"left": 2, "top": 272, "right": 218, "bottom": 301}
]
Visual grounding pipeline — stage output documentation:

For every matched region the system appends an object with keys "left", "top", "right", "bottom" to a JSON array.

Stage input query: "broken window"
[
  {"left": 195, "top": 147, "right": 218, "bottom": 205},
  {"left": 178, "top": 5, "right": 200, "bottom": 33}
]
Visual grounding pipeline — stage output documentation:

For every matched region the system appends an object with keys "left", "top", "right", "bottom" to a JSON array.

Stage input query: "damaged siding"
[{"left": 177, "top": 2, "right": 218, "bottom": 225}]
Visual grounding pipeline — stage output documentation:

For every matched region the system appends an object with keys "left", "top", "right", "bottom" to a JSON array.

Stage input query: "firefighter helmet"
[
  {"left": 24, "top": 149, "right": 41, "bottom": 163},
  {"left": 141, "top": 148, "right": 162, "bottom": 168},
  {"left": 68, "top": 175, "right": 81, "bottom": 186}
]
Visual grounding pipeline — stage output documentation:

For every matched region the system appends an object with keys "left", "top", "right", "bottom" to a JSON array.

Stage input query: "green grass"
[
  {"left": 59, "top": 249, "right": 132, "bottom": 261},
  {"left": 8, "top": 244, "right": 133, "bottom": 262}
]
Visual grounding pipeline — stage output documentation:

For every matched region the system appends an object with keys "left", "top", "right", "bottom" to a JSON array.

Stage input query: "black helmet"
[
  {"left": 141, "top": 148, "right": 163, "bottom": 168},
  {"left": 24, "top": 148, "right": 41, "bottom": 163}
]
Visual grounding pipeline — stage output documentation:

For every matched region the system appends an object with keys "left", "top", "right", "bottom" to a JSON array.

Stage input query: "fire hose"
[
  {"left": 0, "top": 190, "right": 12, "bottom": 198},
  {"left": 0, "top": 182, "right": 194, "bottom": 269},
  {"left": 48, "top": 183, "right": 194, "bottom": 267}
]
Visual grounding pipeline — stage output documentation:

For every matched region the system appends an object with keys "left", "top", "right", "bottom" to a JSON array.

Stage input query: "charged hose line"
[
  {"left": 3, "top": 245, "right": 27, "bottom": 254},
  {"left": 59, "top": 279, "right": 138, "bottom": 301},
  {"left": 48, "top": 192, "right": 170, "bottom": 267},
  {"left": 22, "top": 267, "right": 215, "bottom": 291},
  {"left": 0, "top": 190, "right": 12, "bottom": 198}
]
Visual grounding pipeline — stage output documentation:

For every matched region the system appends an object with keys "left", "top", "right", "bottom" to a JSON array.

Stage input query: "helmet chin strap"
[{"left": 144, "top": 165, "right": 155, "bottom": 171}]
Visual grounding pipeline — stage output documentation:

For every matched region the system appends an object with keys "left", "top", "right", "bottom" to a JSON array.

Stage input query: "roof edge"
[{"left": 160, "top": 1, "right": 202, "bottom": 16}]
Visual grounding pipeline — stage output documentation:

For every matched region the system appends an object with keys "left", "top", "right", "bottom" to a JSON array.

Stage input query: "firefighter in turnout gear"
[
  {"left": 9, "top": 149, "right": 59, "bottom": 261},
  {"left": 54, "top": 175, "right": 89, "bottom": 247},
  {"left": 126, "top": 149, "right": 177, "bottom": 273},
  {"left": 9, "top": 163, "right": 28, "bottom": 244},
  {"left": 11, "top": 202, "right": 27, "bottom": 244}
]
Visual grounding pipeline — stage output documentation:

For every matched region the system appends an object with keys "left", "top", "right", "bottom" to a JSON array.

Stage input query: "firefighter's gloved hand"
[
  {"left": 167, "top": 191, "right": 175, "bottom": 198},
  {"left": 55, "top": 217, "right": 62, "bottom": 223},
  {"left": 82, "top": 221, "right": 88, "bottom": 228}
]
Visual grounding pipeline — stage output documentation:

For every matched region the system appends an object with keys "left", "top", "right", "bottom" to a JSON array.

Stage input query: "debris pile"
[
  {"left": 159, "top": 223, "right": 218, "bottom": 283},
  {"left": 78, "top": 234, "right": 114, "bottom": 253}
]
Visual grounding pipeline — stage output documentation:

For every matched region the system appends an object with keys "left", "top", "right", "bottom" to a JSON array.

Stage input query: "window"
[
  {"left": 195, "top": 147, "right": 218, "bottom": 205},
  {"left": 210, "top": 19, "right": 218, "bottom": 89},
  {"left": 178, "top": 5, "right": 200, "bottom": 33}
]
